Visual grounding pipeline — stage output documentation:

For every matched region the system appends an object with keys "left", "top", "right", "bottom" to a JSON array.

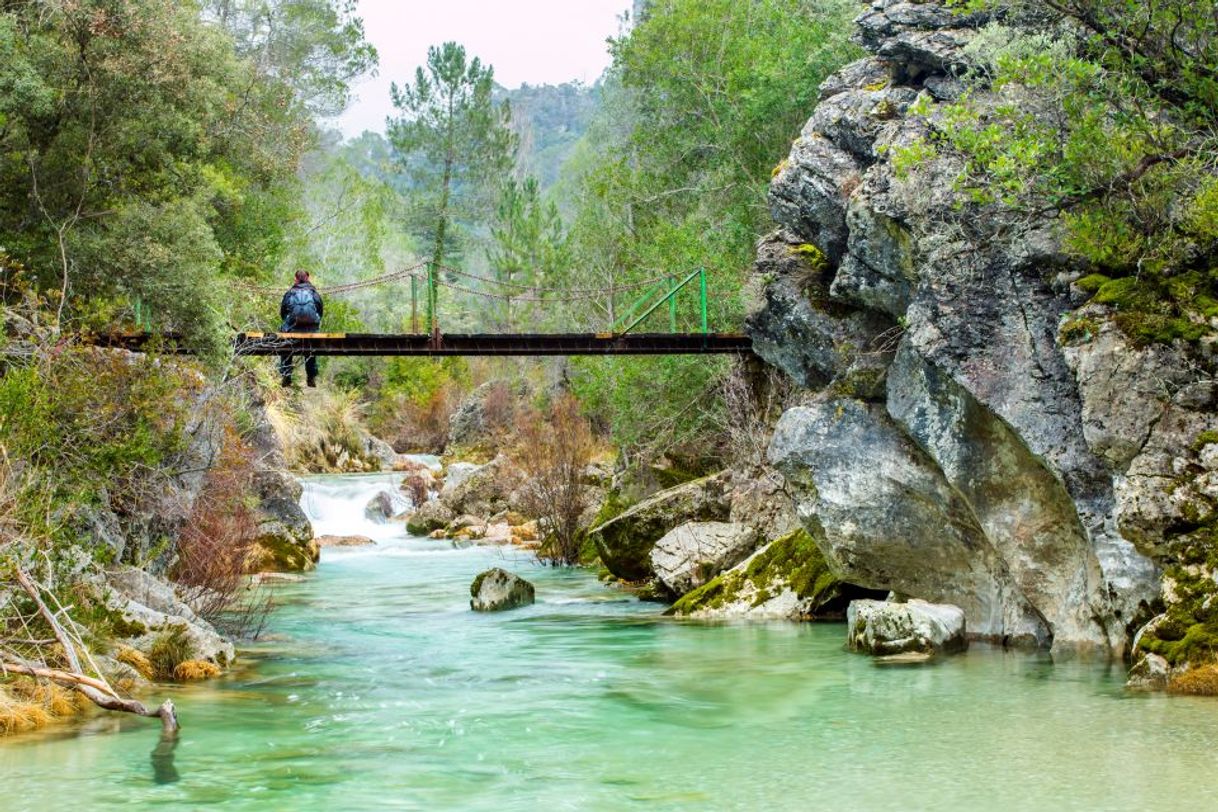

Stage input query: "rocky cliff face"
[{"left": 750, "top": 1, "right": 1218, "bottom": 659}]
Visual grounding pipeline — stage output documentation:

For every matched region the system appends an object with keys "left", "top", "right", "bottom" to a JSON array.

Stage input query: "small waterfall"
[{"left": 298, "top": 455, "right": 439, "bottom": 542}]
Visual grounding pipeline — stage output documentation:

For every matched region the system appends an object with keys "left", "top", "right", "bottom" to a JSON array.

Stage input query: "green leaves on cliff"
[{"left": 902, "top": 2, "right": 1218, "bottom": 342}]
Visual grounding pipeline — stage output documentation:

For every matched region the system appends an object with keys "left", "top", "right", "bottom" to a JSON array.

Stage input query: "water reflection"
[{"left": 150, "top": 731, "right": 180, "bottom": 785}]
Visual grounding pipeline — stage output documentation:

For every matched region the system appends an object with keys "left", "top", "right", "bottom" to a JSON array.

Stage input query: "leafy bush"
[{"left": 0, "top": 344, "right": 202, "bottom": 547}]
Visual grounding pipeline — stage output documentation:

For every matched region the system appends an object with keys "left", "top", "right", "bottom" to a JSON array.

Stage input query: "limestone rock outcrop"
[
  {"left": 670, "top": 528, "right": 857, "bottom": 620},
  {"left": 470, "top": 568, "right": 535, "bottom": 612},
  {"left": 105, "top": 566, "right": 235, "bottom": 667},
  {"left": 247, "top": 469, "right": 319, "bottom": 573},
  {"left": 746, "top": 0, "right": 1216, "bottom": 662}
]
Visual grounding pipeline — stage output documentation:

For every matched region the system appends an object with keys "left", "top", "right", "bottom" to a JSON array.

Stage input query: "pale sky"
[{"left": 331, "top": 0, "right": 632, "bottom": 138}]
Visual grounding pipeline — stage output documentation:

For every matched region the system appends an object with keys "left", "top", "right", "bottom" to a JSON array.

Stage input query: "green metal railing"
[
  {"left": 612, "top": 268, "right": 709, "bottom": 336},
  {"left": 132, "top": 297, "right": 152, "bottom": 332}
]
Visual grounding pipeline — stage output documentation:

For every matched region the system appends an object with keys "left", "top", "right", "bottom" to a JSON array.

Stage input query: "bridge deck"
[
  {"left": 99, "top": 332, "right": 754, "bottom": 356},
  {"left": 234, "top": 332, "right": 755, "bottom": 357}
]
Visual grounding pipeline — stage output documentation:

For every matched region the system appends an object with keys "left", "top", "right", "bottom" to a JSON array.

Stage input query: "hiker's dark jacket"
[{"left": 280, "top": 282, "right": 324, "bottom": 331}]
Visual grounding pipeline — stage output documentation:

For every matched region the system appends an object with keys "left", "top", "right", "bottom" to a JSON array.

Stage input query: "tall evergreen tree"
[
  {"left": 486, "top": 177, "right": 568, "bottom": 330},
  {"left": 387, "top": 43, "right": 517, "bottom": 330}
]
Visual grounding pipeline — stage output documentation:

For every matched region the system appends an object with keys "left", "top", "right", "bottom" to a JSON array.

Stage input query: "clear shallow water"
[{"left": 3, "top": 474, "right": 1218, "bottom": 811}]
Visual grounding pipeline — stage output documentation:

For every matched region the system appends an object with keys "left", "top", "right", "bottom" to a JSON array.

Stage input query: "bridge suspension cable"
[{"left": 228, "top": 258, "right": 716, "bottom": 335}]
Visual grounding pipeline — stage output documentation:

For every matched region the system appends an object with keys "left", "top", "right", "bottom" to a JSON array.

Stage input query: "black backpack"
[{"left": 284, "top": 285, "right": 320, "bottom": 327}]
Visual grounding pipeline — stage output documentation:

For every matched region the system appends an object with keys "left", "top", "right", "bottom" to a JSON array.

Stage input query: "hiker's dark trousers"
[{"left": 279, "top": 323, "right": 319, "bottom": 382}]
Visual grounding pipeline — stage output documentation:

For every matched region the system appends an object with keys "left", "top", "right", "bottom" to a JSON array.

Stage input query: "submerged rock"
[
  {"left": 364, "top": 490, "right": 399, "bottom": 523},
  {"left": 847, "top": 599, "right": 967, "bottom": 656},
  {"left": 470, "top": 568, "right": 535, "bottom": 612},
  {"left": 650, "top": 522, "right": 760, "bottom": 596},
  {"left": 589, "top": 472, "right": 731, "bottom": 581},
  {"left": 316, "top": 535, "right": 376, "bottom": 548},
  {"left": 1126, "top": 653, "right": 1173, "bottom": 692}
]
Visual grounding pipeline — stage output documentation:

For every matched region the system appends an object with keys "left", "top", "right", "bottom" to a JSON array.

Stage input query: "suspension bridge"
[{"left": 114, "top": 261, "right": 755, "bottom": 357}]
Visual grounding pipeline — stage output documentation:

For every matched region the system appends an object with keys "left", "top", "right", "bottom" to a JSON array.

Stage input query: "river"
[{"left": 2, "top": 472, "right": 1217, "bottom": 810}]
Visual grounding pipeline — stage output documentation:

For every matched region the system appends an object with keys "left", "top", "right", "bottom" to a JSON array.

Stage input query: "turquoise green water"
[{"left": 3, "top": 473, "right": 1217, "bottom": 811}]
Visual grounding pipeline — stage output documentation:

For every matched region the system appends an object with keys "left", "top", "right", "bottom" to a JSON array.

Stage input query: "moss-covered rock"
[
  {"left": 405, "top": 499, "right": 455, "bottom": 536},
  {"left": 246, "top": 531, "right": 320, "bottom": 573},
  {"left": 246, "top": 469, "right": 317, "bottom": 573},
  {"left": 588, "top": 472, "right": 730, "bottom": 581},
  {"left": 1133, "top": 520, "right": 1218, "bottom": 670},
  {"left": 669, "top": 528, "right": 846, "bottom": 619}
]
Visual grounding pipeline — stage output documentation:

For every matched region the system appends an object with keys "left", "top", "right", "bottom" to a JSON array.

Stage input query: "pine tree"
[{"left": 387, "top": 42, "right": 517, "bottom": 330}]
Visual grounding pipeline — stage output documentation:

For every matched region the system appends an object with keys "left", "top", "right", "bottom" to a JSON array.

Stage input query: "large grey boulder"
[
  {"left": 768, "top": 398, "right": 1049, "bottom": 646},
  {"left": 470, "top": 568, "right": 535, "bottom": 612},
  {"left": 439, "top": 455, "right": 524, "bottom": 518},
  {"left": 847, "top": 599, "right": 967, "bottom": 656},
  {"left": 589, "top": 472, "right": 731, "bottom": 581},
  {"left": 447, "top": 381, "right": 519, "bottom": 449},
  {"left": 361, "top": 433, "right": 398, "bottom": 471},
  {"left": 650, "top": 522, "right": 760, "bottom": 596},
  {"left": 886, "top": 340, "right": 1123, "bottom": 651},
  {"left": 442, "top": 462, "right": 481, "bottom": 491},
  {"left": 669, "top": 527, "right": 852, "bottom": 620}
]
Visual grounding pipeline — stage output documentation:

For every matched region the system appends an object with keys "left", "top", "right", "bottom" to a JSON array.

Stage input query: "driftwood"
[
  {"left": 0, "top": 661, "right": 178, "bottom": 733},
  {"left": 6, "top": 565, "right": 180, "bottom": 733}
]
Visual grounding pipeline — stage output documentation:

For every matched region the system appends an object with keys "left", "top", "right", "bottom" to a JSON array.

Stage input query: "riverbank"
[{"left": 2, "top": 473, "right": 1217, "bottom": 811}]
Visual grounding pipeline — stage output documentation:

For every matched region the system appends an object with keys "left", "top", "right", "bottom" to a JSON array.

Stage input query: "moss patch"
[
  {"left": 1076, "top": 271, "right": 1216, "bottom": 346},
  {"left": 1059, "top": 316, "right": 1099, "bottom": 345},
  {"left": 788, "top": 243, "right": 829, "bottom": 275},
  {"left": 1074, "top": 273, "right": 1111, "bottom": 293},
  {"left": 470, "top": 570, "right": 489, "bottom": 598},
  {"left": 1136, "top": 523, "right": 1218, "bottom": 667},
  {"left": 670, "top": 528, "right": 840, "bottom": 616},
  {"left": 1191, "top": 430, "right": 1218, "bottom": 453}
]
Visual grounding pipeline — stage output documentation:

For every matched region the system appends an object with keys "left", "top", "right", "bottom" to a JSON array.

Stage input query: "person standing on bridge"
[{"left": 279, "top": 270, "right": 324, "bottom": 388}]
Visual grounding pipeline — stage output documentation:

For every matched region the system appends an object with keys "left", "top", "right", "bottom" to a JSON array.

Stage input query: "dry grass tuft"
[
  {"left": 1168, "top": 663, "right": 1218, "bottom": 696},
  {"left": 148, "top": 626, "right": 194, "bottom": 681},
  {"left": 0, "top": 682, "right": 83, "bottom": 735},
  {"left": 267, "top": 388, "right": 379, "bottom": 471},
  {"left": 116, "top": 645, "right": 155, "bottom": 680},
  {"left": 172, "top": 660, "right": 222, "bottom": 681}
]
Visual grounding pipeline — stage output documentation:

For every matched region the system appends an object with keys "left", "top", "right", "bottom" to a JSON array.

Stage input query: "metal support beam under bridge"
[{"left": 231, "top": 332, "right": 755, "bottom": 357}]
